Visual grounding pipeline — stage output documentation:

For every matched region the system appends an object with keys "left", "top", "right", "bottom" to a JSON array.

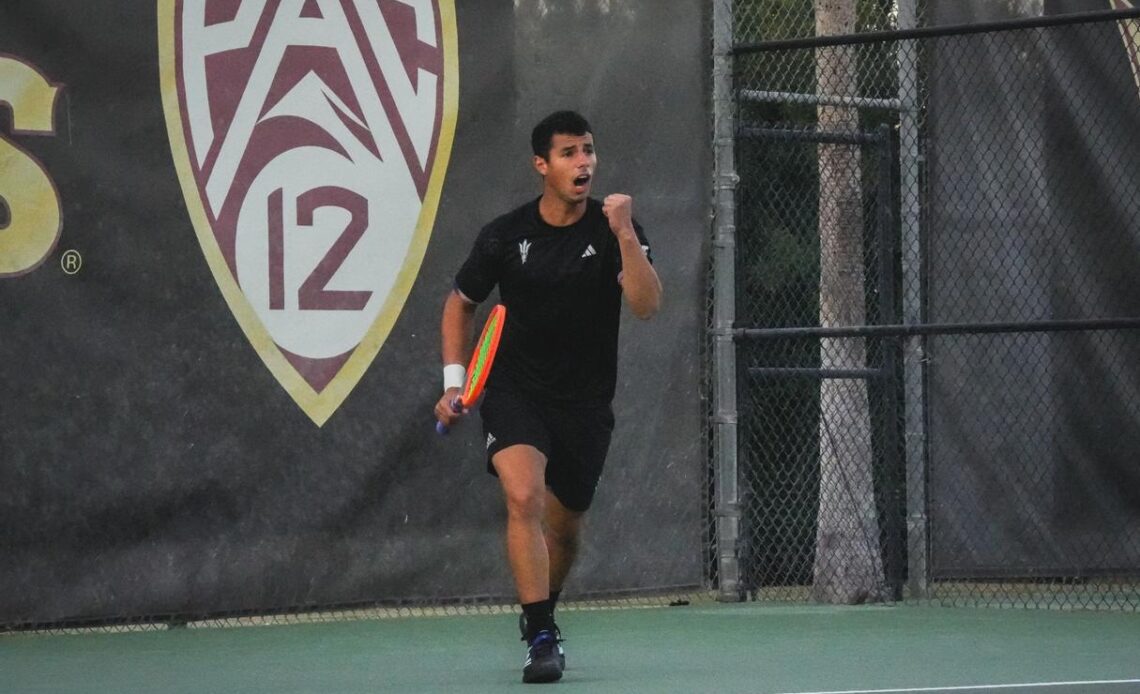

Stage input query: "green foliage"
[
  {"left": 734, "top": 0, "right": 898, "bottom": 44},
  {"left": 733, "top": 0, "right": 905, "bottom": 306}
]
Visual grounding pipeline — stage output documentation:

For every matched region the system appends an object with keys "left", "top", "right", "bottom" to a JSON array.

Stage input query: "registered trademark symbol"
[{"left": 61, "top": 249, "right": 82, "bottom": 275}]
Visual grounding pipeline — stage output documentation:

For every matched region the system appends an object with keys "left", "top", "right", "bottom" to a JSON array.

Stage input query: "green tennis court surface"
[{"left": 2, "top": 603, "right": 1138, "bottom": 693}]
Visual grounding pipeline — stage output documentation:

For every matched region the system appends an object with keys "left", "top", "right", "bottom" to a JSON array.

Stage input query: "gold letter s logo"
[{"left": 0, "top": 57, "right": 63, "bottom": 278}]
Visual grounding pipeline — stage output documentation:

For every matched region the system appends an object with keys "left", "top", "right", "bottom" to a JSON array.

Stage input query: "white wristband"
[{"left": 443, "top": 364, "right": 466, "bottom": 391}]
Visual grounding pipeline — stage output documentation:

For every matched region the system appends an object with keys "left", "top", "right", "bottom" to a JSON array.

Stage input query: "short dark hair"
[{"left": 531, "top": 110, "right": 592, "bottom": 159}]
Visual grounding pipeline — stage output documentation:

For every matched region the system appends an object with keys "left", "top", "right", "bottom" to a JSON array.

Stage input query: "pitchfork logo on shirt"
[{"left": 159, "top": 0, "right": 458, "bottom": 425}]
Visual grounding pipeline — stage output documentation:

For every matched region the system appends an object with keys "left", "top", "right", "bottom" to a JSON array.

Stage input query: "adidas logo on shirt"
[
  {"left": 581, "top": 244, "right": 597, "bottom": 258},
  {"left": 486, "top": 433, "right": 497, "bottom": 449}
]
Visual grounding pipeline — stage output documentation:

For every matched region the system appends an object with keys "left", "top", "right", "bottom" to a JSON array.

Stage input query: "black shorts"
[{"left": 479, "top": 387, "right": 615, "bottom": 513}]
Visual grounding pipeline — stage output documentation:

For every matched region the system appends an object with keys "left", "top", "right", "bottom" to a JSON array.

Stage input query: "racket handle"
[{"left": 435, "top": 397, "right": 463, "bottom": 435}]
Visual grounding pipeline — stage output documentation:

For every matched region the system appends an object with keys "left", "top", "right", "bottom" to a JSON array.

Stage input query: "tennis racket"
[{"left": 436, "top": 303, "right": 506, "bottom": 434}]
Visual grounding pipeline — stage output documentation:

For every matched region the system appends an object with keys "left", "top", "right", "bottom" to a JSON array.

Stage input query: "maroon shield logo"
[{"left": 160, "top": 0, "right": 458, "bottom": 425}]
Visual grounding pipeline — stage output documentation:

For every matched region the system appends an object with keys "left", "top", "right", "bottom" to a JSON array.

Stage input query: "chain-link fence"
[{"left": 712, "top": 4, "right": 1140, "bottom": 609}]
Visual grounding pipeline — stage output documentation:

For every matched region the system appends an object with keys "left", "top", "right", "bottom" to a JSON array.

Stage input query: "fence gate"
[{"left": 732, "top": 121, "right": 906, "bottom": 601}]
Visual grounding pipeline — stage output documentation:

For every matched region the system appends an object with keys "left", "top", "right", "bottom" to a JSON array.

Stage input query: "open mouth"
[{"left": 573, "top": 174, "right": 591, "bottom": 187}]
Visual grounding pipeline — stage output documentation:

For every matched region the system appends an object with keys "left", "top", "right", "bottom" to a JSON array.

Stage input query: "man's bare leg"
[
  {"left": 492, "top": 445, "right": 550, "bottom": 605},
  {"left": 493, "top": 444, "right": 563, "bottom": 682},
  {"left": 544, "top": 490, "right": 583, "bottom": 597}
]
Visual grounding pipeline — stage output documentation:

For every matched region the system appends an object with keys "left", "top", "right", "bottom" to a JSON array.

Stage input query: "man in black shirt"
[{"left": 435, "top": 111, "right": 661, "bottom": 683}]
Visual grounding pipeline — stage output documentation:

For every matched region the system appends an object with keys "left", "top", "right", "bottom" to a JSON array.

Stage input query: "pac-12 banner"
[
  {"left": 0, "top": 0, "right": 708, "bottom": 627},
  {"left": 160, "top": 0, "right": 457, "bottom": 425}
]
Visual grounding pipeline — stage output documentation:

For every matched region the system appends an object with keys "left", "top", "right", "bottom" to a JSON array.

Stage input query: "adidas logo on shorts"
[{"left": 486, "top": 433, "right": 497, "bottom": 449}]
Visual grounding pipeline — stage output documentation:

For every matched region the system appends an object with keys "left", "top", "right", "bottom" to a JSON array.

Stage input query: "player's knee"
[
  {"left": 544, "top": 509, "right": 583, "bottom": 550},
  {"left": 504, "top": 485, "right": 545, "bottom": 521},
  {"left": 546, "top": 525, "right": 580, "bottom": 554}
]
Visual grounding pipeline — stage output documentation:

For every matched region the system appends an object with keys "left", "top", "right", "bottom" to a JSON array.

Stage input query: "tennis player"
[{"left": 435, "top": 110, "right": 661, "bottom": 683}]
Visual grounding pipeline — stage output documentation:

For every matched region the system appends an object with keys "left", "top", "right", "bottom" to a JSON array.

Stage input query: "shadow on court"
[{"left": 2, "top": 602, "right": 1138, "bottom": 693}]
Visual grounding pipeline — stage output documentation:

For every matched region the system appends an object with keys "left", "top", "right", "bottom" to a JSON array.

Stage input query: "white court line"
[{"left": 768, "top": 679, "right": 1140, "bottom": 694}]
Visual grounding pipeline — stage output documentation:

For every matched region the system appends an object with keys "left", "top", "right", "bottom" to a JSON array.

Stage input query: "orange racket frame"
[
  {"left": 437, "top": 304, "right": 506, "bottom": 434},
  {"left": 458, "top": 303, "right": 506, "bottom": 408}
]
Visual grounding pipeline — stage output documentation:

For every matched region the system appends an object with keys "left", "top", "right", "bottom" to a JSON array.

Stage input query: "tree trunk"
[{"left": 811, "top": 0, "right": 886, "bottom": 604}]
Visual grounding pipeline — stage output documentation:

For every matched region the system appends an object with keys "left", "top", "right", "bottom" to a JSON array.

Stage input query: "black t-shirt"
[{"left": 454, "top": 196, "right": 653, "bottom": 405}]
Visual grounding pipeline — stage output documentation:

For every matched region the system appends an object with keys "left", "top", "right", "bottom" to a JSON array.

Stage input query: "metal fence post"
[
  {"left": 895, "top": 0, "right": 929, "bottom": 599},
  {"left": 712, "top": 0, "right": 743, "bottom": 602}
]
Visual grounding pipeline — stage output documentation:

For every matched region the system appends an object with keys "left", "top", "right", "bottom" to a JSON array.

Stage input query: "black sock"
[
  {"left": 549, "top": 590, "right": 561, "bottom": 614},
  {"left": 521, "top": 599, "right": 555, "bottom": 640}
]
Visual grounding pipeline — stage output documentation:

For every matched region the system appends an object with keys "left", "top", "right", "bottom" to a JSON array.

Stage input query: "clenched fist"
[{"left": 602, "top": 193, "right": 635, "bottom": 239}]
